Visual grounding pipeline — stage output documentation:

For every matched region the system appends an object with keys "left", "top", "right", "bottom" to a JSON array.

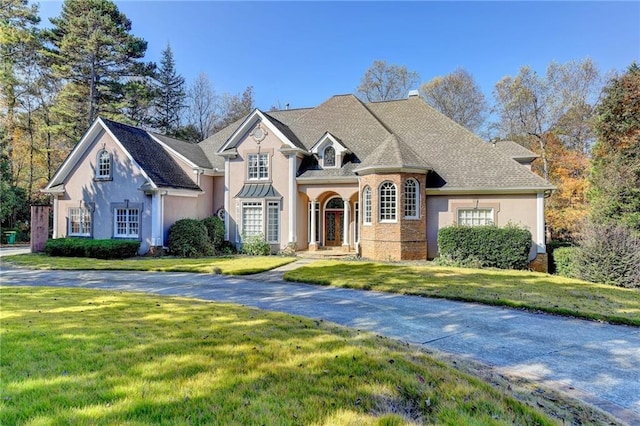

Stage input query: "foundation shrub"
[
  {"left": 437, "top": 224, "right": 532, "bottom": 269},
  {"left": 201, "top": 216, "right": 225, "bottom": 253},
  {"left": 241, "top": 234, "right": 271, "bottom": 256},
  {"left": 552, "top": 247, "right": 579, "bottom": 278},
  {"left": 575, "top": 222, "right": 640, "bottom": 288},
  {"left": 168, "top": 219, "right": 213, "bottom": 257},
  {"left": 44, "top": 238, "right": 139, "bottom": 259}
]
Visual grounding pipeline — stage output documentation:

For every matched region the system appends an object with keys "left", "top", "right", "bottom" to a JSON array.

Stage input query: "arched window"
[
  {"left": 96, "top": 150, "right": 112, "bottom": 179},
  {"left": 403, "top": 178, "right": 419, "bottom": 219},
  {"left": 323, "top": 145, "right": 336, "bottom": 167},
  {"left": 362, "top": 186, "right": 372, "bottom": 225},
  {"left": 379, "top": 181, "right": 397, "bottom": 222}
]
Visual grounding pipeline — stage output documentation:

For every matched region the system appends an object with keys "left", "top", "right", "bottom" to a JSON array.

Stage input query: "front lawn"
[
  {"left": 1, "top": 253, "right": 295, "bottom": 275},
  {"left": 283, "top": 260, "right": 640, "bottom": 326},
  {"left": 1, "top": 286, "right": 555, "bottom": 425}
]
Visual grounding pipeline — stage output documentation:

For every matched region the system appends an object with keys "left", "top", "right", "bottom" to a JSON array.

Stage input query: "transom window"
[
  {"left": 362, "top": 186, "right": 372, "bottom": 225},
  {"left": 323, "top": 146, "right": 336, "bottom": 167},
  {"left": 379, "top": 181, "right": 397, "bottom": 222},
  {"left": 96, "top": 150, "right": 111, "bottom": 179},
  {"left": 457, "top": 208, "right": 494, "bottom": 226},
  {"left": 69, "top": 207, "right": 91, "bottom": 236},
  {"left": 114, "top": 208, "right": 139, "bottom": 238},
  {"left": 247, "top": 153, "right": 269, "bottom": 180},
  {"left": 403, "top": 178, "right": 419, "bottom": 219}
]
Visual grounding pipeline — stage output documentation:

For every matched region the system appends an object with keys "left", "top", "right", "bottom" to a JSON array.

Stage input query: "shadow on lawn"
[{"left": 1, "top": 287, "right": 553, "bottom": 425}]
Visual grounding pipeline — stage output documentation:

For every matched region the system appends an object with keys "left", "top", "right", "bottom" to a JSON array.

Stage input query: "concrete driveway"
[{"left": 1, "top": 264, "right": 638, "bottom": 424}]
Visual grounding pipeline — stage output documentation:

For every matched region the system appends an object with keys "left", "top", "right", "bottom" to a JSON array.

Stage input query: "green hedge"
[
  {"left": 167, "top": 218, "right": 213, "bottom": 257},
  {"left": 437, "top": 225, "right": 532, "bottom": 269},
  {"left": 552, "top": 247, "right": 579, "bottom": 278},
  {"left": 44, "top": 238, "right": 139, "bottom": 259}
]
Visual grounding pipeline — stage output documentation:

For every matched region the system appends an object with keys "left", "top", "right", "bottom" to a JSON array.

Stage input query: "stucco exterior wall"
[
  {"left": 426, "top": 193, "right": 539, "bottom": 260},
  {"left": 55, "top": 129, "right": 153, "bottom": 254}
]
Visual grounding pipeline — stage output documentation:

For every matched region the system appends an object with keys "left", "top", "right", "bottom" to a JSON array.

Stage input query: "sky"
[{"left": 34, "top": 1, "right": 640, "bottom": 112}]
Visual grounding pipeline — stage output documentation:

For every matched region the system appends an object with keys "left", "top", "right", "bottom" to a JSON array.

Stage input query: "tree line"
[{"left": 1, "top": 0, "right": 253, "bottom": 228}]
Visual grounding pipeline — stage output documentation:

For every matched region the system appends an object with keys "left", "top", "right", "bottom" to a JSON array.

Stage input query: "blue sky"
[{"left": 36, "top": 1, "right": 639, "bottom": 111}]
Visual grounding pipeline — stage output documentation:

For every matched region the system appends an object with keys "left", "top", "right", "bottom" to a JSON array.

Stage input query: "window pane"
[
  {"left": 69, "top": 207, "right": 91, "bottom": 236},
  {"left": 115, "top": 208, "right": 139, "bottom": 237},
  {"left": 404, "top": 179, "right": 417, "bottom": 218},
  {"left": 266, "top": 201, "right": 279, "bottom": 242},
  {"left": 97, "top": 151, "right": 110, "bottom": 177},
  {"left": 379, "top": 182, "right": 396, "bottom": 221},
  {"left": 457, "top": 208, "right": 494, "bottom": 226},
  {"left": 324, "top": 146, "right": 336, "bottom": 167},
  {"left": 363, "top": 187, "right": 372, "bottom": 224},
  {"left": 248, "top": 153, "right": 269, "bottom": 180},
  {"left": 242, "top": 202, "right": 263, "bottom": 237}
]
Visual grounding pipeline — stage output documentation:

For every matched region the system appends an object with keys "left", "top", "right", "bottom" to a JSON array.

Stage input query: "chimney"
[
  {"left": 407, "top": 90, "right": 419, "bottom": 98},
  {"left": 285, "top": 103, "right": 290, "bottom": 110}
]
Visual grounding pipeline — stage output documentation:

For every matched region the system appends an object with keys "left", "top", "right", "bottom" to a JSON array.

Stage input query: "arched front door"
[{"left": 324, "top": 197, "right": 344, "bottom": 247}]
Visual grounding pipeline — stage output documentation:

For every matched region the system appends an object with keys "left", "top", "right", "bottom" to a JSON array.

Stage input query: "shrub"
[
  {"left": 201, "top": 216, "right": 225, "bottom": 252},
  {"left": 168, "top": 219, "right": 213, "bottom": 257},
  {"left": 546, "top": 240, "right": 574, "bottom": 274},
  {"left": 437, "top": 224, "right": 532, "bottom": 269},
  {"left": 552, "top": 247, "right": 579, "bottom": 278},
  {"left": 575, "top": 222, "right": 640, "bottom": 288},
  {"left": 44, "top": 238, "right": 139, "bottom": 259},
  {"left": 241, "top": 234, "right": 271, "bottom": 256}
]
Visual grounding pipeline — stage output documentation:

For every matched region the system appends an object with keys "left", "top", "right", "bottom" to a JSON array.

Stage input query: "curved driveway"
[{"left": 1, "top": 265, "right": 639, "bottom": 424}]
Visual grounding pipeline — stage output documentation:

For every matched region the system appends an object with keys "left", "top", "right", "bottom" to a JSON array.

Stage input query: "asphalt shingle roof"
[
  {"left": 151, "top": 132, "right": 213, "bottom": 169},
  {"left": 101, "top": 119, "right": 201, "bottom": 191}
]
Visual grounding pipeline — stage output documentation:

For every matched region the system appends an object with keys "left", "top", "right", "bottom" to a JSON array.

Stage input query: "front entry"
[{"left": 325, "top": 211, "right": 343, "bottom": 246}]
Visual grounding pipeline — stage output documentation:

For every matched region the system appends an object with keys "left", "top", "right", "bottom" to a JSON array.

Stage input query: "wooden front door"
[{"left": 325, "top": 211, "right": 343, "bottom": 246}]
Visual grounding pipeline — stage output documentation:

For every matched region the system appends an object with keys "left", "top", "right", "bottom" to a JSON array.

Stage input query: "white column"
[
  {"left": 536, "top": 192, "right": 545, "bottom": 253},
  {"left": 52, "top": 196, "right": 59, "bottom": 238},
  {"left": 342, "top": 199, "right": 350, "bottom": 248},
  {"left": 224, "top": 159, "right": 230, "bottom": 241},
  {"left": 288, "top": 155, "right": 297, "bottom": 244},
  {"left": 310, "top": 201, "right": 317, "bottom": 245},
  {"left": 151, "top": 192, "right": 163, "bottom": 246}
]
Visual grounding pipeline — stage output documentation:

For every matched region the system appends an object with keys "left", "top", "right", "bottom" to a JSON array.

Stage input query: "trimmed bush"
[
  {"left": 44, "top": 238, "right": 139, "bottom": 259},
  {"left": 241, "top": 234, "right": 271, "bottom": 256},
  {"left": 437, "top": 224, "right": 532, "bottom": 269},
  {"left": 168, "top": 219, "right": 213, "bottom": 257},
  {"left": 552, "top": 247, "right": 579, "bottom": 278},
  {"left": 575, "top": 222, "right": 640, "bottom": 288},
  {"left": 201, "top": 216, "right": 225, "bottom": 252}
]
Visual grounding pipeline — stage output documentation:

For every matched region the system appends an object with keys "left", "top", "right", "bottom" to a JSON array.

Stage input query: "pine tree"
[
  {"left": 153, "top": 43, "right": 186, "bottom": 135},
  {"left": 45, "top": 0, "right": 147, "bottom": 144}
]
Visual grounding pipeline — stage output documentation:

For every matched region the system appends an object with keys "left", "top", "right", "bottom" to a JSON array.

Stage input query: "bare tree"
[
  {"left": 420, "top": 68, "right": 487, "bottom": 133},
  {"left": 356, "top": 60, "right": 420, "bottom": 102},
  {"left": 185, "top": 72, "right": 218, "bottom": 141}
]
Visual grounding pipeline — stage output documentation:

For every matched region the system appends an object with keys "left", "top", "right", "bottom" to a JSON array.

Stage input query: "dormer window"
[
  {"left": 95, "top": 149, "right": 112, "bottom": 180},
  {"left": 323, "top": 146, "right": 336, "bottom": 167}
]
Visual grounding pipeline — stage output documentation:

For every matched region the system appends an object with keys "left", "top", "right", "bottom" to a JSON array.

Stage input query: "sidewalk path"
[{"left": 1, "top": 262, "right": 638, "bottom": 424}]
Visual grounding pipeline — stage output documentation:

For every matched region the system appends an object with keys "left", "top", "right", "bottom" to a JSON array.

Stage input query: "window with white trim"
[
  {"left": 308, "top": 201, "right": 320, "bottom": 243},
  {"left": 457, "top": 208, "right": 494, "bottom": 226},
  {"left": 96, "top": 150, "right": 111, "bottom": 179},
  {"left": 242, "top": 202, "right": 263, "bottom": 237},
  {"left": 266, "top": 201, "right": 280, "bottom": 243},
  {"left": 323, "top": 146, "right": 336, "bottom": 167},
  {"left": 68, "top": 207, "right": 92, "bottom": 236},
  {"left": 114, "top": 208, "right": 139, "bottom": 238},
  {"left": 403, "top": 178, "right": 419, "bottom": 219},
  {"left": 362, "top": 186, "right": 372, "bottom": 225},
  {"left": 379, "top": 181, "right": 397, "bottom": 222},
  {"left": 247, "top": 153, "right": 269, "bottom": 180}
]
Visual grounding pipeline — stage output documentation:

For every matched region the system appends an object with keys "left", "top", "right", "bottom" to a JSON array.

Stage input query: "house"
[{"left": 43, "top": 92, "right": 554, "bottom": 269}]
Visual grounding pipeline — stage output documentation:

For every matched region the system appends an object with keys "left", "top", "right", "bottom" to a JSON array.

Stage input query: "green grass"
[
  {"left": 283, "top": 261, "right": 640, "bottom": 326},
  {"left": 0, "top": 286, "right": 554, "bottom": 425},
  {"left": 2, "top": 254, "right": 295, "bottom": 275}
]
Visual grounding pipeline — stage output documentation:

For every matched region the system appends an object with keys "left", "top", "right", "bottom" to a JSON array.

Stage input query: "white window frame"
[
  {"left": 95, "top": 150, "right": 112, "bottom": 180},
  {"left": 247, "top": 153, "right": 269, "bottom": 181},
  {"left": 362, "top": 186, "right": 372, "bottom": 225},
  {"left": 114, "top": 207, "right": 140, "bottom": 238},
  {"left": 378, "top": 181, "right": 397, "bottom": 223},
  {"left": 403, "top": 178, "right": 419, "bottom": 219},
  {"left": 457, "top": 208, "right": 494, "bottom": 226},
  {"left": 241, "top": 201, "right": 263, "bottom": 237},
  {"left": 68, "top": 207, "right": 92, "bottom": 237},
  {"left": 266, "top": 201, "right": 280, "bottom": 243},
  {"left": 323, "top": 145, "right": 336, "bottom": 168},
  {"left": 307, "top": 201, "right": 320, "bottom": 243}
]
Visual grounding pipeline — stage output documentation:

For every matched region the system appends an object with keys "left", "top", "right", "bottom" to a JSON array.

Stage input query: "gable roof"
[
  {"left": 491, "top": 140, "right": 540, "bottom": 162},
  {"left": 150, "top": 132, "right": 213, "bottom": 169},
  {"left": 201, "top": 94, "right": 554, "bottom": 192}
]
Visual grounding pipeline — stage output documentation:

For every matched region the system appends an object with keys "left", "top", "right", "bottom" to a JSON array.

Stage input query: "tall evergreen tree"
[
  {"left": 153, "top": 43, "right": 185, "bottom": 135},
  {"left": 45, "top": 0, "right": 147, "bottom": 144}
]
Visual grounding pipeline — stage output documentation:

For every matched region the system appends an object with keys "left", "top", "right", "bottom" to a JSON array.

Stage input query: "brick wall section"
[{"left": 359, "top": 172, "right": 427, "bottom": 261}]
